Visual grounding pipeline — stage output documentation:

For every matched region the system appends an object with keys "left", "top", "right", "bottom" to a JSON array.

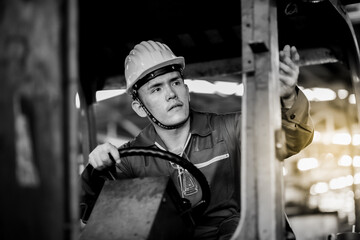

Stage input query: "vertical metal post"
[
  {"left": 232, "top": 0, "right": 284, "bottom": 239},
  {"left": 66, "top": 0, "right": 80, "bottom": 239},
  {"left": 329, "top": 0, "right": 360, "bottom": 231},
  {"left": 0, "top": 0, "right": 78, "bottom": 239}
]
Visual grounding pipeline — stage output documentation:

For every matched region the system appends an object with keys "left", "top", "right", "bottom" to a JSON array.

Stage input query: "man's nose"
[{"left": 165, "top": 85, "right": 177, "bottom": 100}]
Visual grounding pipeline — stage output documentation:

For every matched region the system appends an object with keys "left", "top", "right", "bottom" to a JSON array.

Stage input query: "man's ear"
[{"left": 131, "top": 100, "right": 147, "bottom": 118}]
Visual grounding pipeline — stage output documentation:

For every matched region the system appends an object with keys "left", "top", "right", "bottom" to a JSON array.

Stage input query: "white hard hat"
[{"left": 124, "top": 40, "right": 185, "bottom": 93}]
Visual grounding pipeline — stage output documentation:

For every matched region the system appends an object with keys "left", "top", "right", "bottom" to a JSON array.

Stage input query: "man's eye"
[
  {"left": 173, "top": 80, "right": 181, "bottom": 86},
  {"left": 151, "top": 87, "right": 161, "bottom": 93}
]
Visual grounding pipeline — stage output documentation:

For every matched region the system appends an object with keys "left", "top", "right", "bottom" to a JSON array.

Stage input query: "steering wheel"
[{"left": 117, "top": 146, "right": 211, "bottom": 216}]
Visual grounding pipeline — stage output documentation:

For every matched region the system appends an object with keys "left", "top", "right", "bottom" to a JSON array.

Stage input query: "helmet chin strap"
[{"left": 134, "top": 95, "right": 189, "bottom": 130}]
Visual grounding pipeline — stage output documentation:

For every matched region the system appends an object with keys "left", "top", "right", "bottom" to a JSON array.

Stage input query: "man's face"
[{"left": 136, "top": 71, "right": 190, "bottom": 126}]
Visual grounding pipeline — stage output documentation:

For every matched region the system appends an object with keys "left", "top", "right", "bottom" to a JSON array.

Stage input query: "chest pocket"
[{"left": 188, "top": 139, "right": 233, "bottom": 207}]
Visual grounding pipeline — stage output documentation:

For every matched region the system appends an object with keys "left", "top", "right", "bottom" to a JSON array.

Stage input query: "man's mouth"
[{"left": 168, "top": 102, "right": 183, "bottom": 111}]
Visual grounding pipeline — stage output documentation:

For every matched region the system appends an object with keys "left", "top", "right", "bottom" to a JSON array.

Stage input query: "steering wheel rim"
[{"left": 118, "top": 146, "right": 211, "bottom": 216}]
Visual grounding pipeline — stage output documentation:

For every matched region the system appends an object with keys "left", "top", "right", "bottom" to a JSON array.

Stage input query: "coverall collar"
[{"left": 132, "top": 109, "right": 212, "bottom": 148}]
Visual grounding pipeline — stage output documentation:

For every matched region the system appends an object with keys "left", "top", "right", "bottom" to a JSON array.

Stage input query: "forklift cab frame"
[
  {"left": 2, "top": 0, "right": 360, "bottom": 239},
  {"left": 77, "top": 0, "right": 360, "bottom": 239}
]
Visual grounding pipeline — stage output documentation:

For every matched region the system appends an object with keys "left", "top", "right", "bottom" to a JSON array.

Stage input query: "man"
[{"left": 80, "top": 40, "right": 314, "bottom": 239}]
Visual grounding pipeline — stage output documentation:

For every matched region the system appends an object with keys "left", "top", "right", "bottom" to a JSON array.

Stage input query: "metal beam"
[
  {"left": 232, "top": 0, "right": 285, "bottom": 239},
  {"left": 329, "top": 0, "right": 360, "bottom": 231},
  {"left": 0, "top": 0, "right": 79, "bottom": 239}
]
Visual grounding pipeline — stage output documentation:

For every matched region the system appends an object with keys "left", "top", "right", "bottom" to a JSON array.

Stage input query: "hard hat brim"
[{"left": 127, "top": 56, "right": 185, "bottom": 94}]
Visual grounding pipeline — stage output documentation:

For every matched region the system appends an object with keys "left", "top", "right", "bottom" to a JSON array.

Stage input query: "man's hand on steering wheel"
[
  {"left": 86, "top": 142, "right": 211, "bottom": 217},
  {"left": 88, "top": 142, "right": 121, "bottom": 170}
]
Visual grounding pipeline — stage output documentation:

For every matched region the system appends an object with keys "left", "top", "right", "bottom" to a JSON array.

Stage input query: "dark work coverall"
[{"left": 80, "top": 89, "right": 314, "bottom": 240}]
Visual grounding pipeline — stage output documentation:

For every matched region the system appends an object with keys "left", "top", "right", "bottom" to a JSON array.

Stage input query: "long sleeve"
[{"left": 281, "top": 88, "right": 314, "bottom": 158}]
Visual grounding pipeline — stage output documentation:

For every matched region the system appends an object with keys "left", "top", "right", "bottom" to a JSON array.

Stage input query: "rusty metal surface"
[{"left": 80, "top": 177, "right": 193, "bottom": 240}]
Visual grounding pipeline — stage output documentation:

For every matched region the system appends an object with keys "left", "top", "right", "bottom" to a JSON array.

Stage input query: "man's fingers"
[
  {"left": 290, "top": 46, "right": 300, "bottom": 63},
  {"left": 279, "top": 45, "right": 300, "bottom": 99},
  {"left": 103, "top": 142, "right": 120, "bottom": 164},
  {"left": 282, "top": 45, "right": 291, "bottom": 59},
  {"left": 280, "top": 55, "right": 298, "bottom": 72},
  {"left": 88, "top": 142, "right": 120, "bottom": 170},
  {"left": 109, "top": 147, "right": 121, "bottom": 164},
  {"left": 100, "top": 151, "right": 113, "bottom": 166},
  {"left": 280, "top": 45, "right": 300, "bottom": 64},
  {"left": 90, "top": 151, "right": 109, "bottom": 170},
  {"left": 89, "top": 154, "right": 104, "bottom": 170},
  {"left": 279, "top": 62, "right": 298, "bottom": 86},
  {"left": 279, "top": 61, "right": 292, "bottom": 75}
]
